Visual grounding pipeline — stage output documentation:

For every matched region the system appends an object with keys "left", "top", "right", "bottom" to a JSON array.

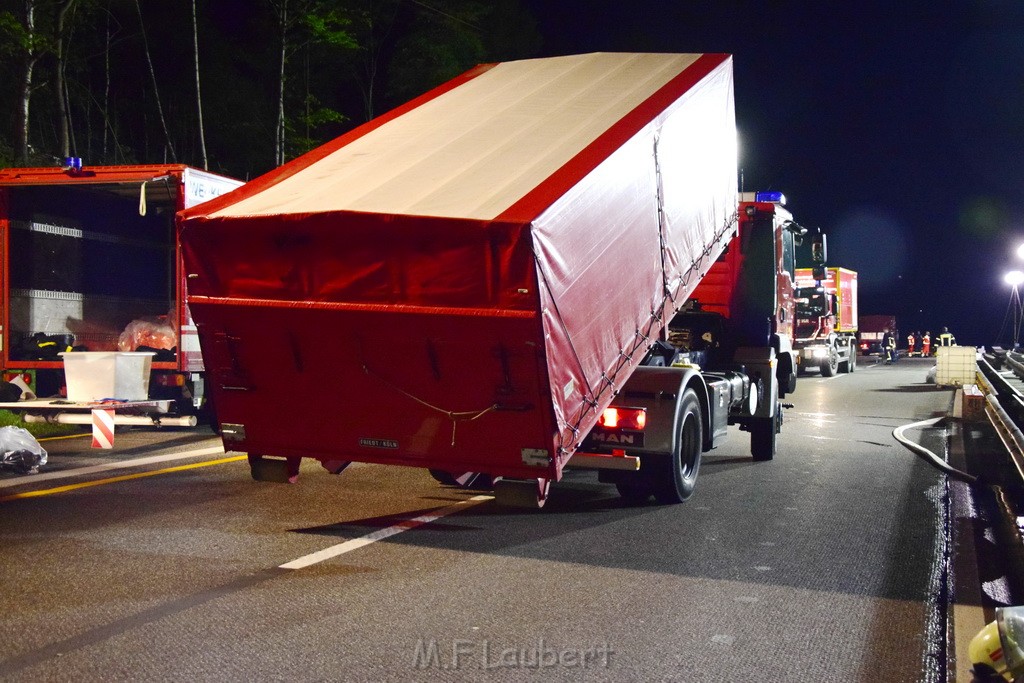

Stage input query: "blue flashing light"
[
  {"left": 755, "top": 191, "right": 786, "bottom": 205},
  {"left": 63, "top": 157, "right": 82, "bottom": 172}
]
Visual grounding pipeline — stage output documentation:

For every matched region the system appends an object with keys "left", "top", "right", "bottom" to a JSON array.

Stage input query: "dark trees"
[{"left": 0, "top": 0, "right": 541, "bottom": 178}]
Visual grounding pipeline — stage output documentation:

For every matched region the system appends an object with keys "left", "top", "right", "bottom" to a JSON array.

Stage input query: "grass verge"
[{"left": 0, "top": 409, "right": 85, "bottom": 439}]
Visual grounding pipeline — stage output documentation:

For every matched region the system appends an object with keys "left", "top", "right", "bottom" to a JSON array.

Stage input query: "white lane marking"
[
  {"left": 280, "top": 494, "right": 493, "bottom": 570},
  {"left": 0, "top": 445, "right": 226, "bottom": 489}
]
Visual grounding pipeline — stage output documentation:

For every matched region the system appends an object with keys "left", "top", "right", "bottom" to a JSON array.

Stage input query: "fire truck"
[
  {"left": 793, "top": 267, "right": 859, "bottom": 376},
  {"left": 180, "top": 52, "right": 800, "bottom": 507},
  {"left": 0, "top": 163, "right": 243, "bottom": 422},
  {"left": 670, "top": 190, "right": 800, "bottom": 455}
]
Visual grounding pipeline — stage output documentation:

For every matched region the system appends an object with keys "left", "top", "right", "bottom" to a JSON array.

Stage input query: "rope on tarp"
[
  {"left": 678, "top": 210, "right": 739, "bottom": 295},
  {"left": 654, "top": 135, "right": 672, "bottom": 304},
  {"left": 362, "top": 364, "right": 497, "bottom": 447}
]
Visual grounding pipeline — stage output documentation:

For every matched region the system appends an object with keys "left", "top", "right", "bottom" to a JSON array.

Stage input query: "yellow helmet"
[
  {"left": 970, "top": 620, "right": 1011, "bottom": 680},
  {"left": 970, "top": 607, "right": 1024, "bottom": 682}
]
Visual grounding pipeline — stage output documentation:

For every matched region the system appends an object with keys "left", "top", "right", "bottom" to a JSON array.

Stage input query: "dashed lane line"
[{"left": 279, "top": 494, "right": 493, "bottom": 569}]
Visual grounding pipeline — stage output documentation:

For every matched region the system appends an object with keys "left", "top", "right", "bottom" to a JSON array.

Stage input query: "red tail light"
[
  {"left": 599, "top": 407, "right": 647, "bottom": 430},
  {"left": 153, "top": 373, "right": 186, "bottom": 387}
]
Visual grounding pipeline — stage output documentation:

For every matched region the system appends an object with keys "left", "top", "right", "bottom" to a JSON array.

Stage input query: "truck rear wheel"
[
  {"left": 750, "top": 402, "right": 781, "bottom": 461},
  {"left": 820, "top": 347, "right": 838, "bottom": 377},
  {"left": 653, "top": 388, "right": 702, "bottom": 504}
]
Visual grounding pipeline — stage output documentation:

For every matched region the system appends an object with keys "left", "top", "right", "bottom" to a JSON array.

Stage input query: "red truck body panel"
[
  {"left": 180, "top": 53, "right": 738, "bottom": 481},
  {"left": 858, "top": 314, "right": 897, "bottom": 352},
  {"left": 693, "top": 200, "right": 797, "bottom": 342}
]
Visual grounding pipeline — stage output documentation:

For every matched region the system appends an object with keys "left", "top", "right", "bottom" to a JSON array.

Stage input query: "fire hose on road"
[{"left": 892, "top": 416, "right": 978, "bottom": 485}]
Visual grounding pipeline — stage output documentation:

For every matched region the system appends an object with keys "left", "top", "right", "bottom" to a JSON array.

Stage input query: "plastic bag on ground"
[{"left": 0, "top": 426, "right": 48, "bottom": 474}]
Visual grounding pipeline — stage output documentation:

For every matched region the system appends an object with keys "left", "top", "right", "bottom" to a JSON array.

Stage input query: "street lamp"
[{"left": 1004, "top": 270, "right": 1024, "bottom": 348}]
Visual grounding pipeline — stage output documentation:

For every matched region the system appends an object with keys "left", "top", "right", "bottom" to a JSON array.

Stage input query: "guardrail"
[
  {"left": 968, "top": 352, "right": 1024, "bottom": 612},
  {"left": 977, "top": 354, "right": 1024, "bottom": 482}
]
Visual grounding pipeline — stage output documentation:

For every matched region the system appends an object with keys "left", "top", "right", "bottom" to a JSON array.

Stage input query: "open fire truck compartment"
[
  {"left": 0, "top": 164, "right": 243, "bottom": 399},
  {"left": 180, "top": 53, "right": 739, "bottom": 492}
]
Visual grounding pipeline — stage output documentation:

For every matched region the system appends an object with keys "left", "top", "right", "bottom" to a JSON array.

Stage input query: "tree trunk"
[
  {"left": 102, "top": 5, "right": 110, "bottom": 159},
  {"left": 275, "top": 0, "right": 288, "bottom": 166},
  {"left": 55, "top": 0, "right": 78, "bottom": 159},
  {"left": 192, "top": 0, "right": 207, "bottom": 169},
  {"left": 15, "top": 0, "right": 38, "bottom": 163},
  {"left": 135, "top": 0, "right": 176, "bottom": 162}
]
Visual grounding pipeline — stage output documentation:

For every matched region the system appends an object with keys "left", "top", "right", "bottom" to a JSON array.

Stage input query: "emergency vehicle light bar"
[{"left": 754, "top": 191, "right": 785, "bottom": 204}]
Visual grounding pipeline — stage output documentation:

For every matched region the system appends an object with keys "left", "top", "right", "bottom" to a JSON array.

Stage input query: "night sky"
[{"left": 520, "top": 0, "right": 1024, "bottom": 346}]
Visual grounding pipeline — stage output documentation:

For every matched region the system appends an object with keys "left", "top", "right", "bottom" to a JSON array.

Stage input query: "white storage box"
[{"left": 59, "top": 351, "right": 155, "bottom": 401}]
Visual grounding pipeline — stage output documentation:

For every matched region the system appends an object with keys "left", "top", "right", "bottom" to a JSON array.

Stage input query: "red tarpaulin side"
[{"left": 525, "top": 57, "right": 737, "bottom": 461}]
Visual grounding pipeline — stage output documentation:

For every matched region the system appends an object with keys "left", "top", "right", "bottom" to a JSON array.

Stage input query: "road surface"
[{"left": 0, "top": 357, "right": 963, "bottom": 681}]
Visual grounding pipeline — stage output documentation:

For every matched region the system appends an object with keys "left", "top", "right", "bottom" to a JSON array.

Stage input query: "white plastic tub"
[{"left": 59, "top": 351, "right": 155, "bottom": 402}]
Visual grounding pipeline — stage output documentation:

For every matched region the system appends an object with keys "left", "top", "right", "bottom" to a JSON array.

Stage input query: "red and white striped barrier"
[{"left": 91, "top": 409, "right": 115, "bottom": 448}]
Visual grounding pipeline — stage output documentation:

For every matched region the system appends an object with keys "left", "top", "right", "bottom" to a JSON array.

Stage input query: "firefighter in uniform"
[
  {"left": 939, "top": 327, "right": 956, "bottom": 348},
  {"left": 907, "top": 331, "right": 916, "bottom": 357},
  {"left": 882, "top": 330, "right": 897, "bottom": 364},
  {"left": 922, "top": 331, "right": 931, "bottom": 357}
]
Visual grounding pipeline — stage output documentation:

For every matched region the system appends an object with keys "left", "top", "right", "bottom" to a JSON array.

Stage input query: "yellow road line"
[
  {"left": 0, "top": 445, "right": 227, "bottom": 489},
  {"left": 38, "top": 432, "right": 92, "bottom": 442},
  {"left": 0, "top": 455, "right": 247, "bottom": 503}
]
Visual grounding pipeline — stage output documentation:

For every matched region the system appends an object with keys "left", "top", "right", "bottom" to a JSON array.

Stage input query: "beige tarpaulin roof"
[{"left": 210, "top": 52, "right": 702, "bottom": 221}]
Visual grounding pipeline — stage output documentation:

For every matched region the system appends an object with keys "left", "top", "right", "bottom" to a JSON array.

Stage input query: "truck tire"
[
  {"left": 750, "top": 401, "right": 781, "bottom": 461},
  {"left": 842, "top": 349, "right": 856, "bottom": 373},
  {"left": 820, "top": 347, "right": 838, "bottom": 377},
  {"left": 653, "top": 388, "right": 702, "bottom": 504}
]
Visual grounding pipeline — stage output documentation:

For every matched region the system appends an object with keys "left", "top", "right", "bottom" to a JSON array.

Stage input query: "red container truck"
[
  {"left": 793, "top": 267, "right": 859, "bottom": 376},
  {"left": 0, "top": 164, "right": 243, "bottom": 423},
  {"left": 180, "top": 53, "right": 800, "bottom": 507},
  {"left": 859, "top": 314, "right": 898, "bottom": 357}
]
